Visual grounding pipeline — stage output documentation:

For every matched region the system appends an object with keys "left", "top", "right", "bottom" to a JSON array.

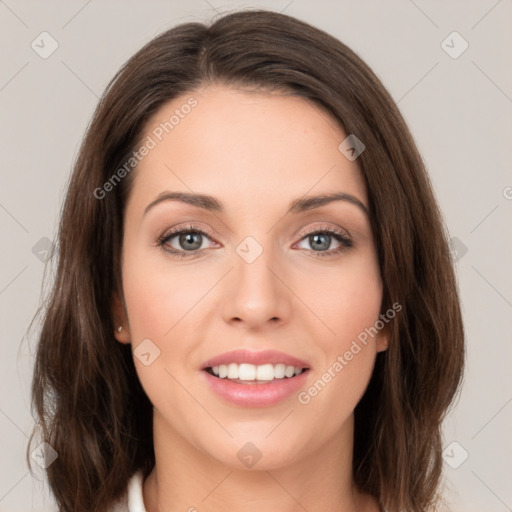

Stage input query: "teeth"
[
  {"left": 284, "top": 365, "right": 295, "bottom": 378},
  {"left": 227, "top": 363, "right": 238, "bottom": 379},
  {"left": 210, "top": 363, "right": 305, "bottom": 381},
  {"left": 274, "top": 363, "right": 286, "bottom": 378},
  {"left": 240, "top": 363, "right": 256, "bottom": 380},
  {"left": 218, "top": 365, "right": 228, "bottom": 378}
]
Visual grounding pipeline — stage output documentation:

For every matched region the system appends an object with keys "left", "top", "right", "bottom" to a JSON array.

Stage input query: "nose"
[{"left": 221, "top": 243, "right": 292, "bottom": 330}]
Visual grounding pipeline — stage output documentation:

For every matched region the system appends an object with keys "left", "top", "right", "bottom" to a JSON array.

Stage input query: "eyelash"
[{"left": 156, "top": 223, "right": 353, "bottom": 259}]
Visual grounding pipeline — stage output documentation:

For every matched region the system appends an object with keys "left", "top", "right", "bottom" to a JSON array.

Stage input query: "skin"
[{"left": 114, "top": 84, "right": 388, "bottom": 512}]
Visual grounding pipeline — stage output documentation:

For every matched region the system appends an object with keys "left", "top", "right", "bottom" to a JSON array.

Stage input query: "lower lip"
[{"left": 201, "top": 370, "right": 310, "bottom": 407}]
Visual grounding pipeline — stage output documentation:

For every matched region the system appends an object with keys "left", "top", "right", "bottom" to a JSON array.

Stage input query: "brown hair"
[{"left": 27, "top": 9, "right": 465, "bottom": 512}]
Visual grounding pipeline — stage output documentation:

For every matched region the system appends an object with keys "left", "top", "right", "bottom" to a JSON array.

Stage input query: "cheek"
[
  {"left": 122, "top": 250, "right": 201, "bottom": 340},
  {"left": 303, "top": 250, "right": 383, "bottom": 344},
  {"left": 296, "top": 293, "right": 381, "bottom": 442},
  {"left": 120, "top": 246, "right": 210, "bottom": 401},
  {"left": 121, "top": 254, "right": 197, "bottom": 416},
  {"left": 294, "top": 253, "right": 382, "bottom": 412}
]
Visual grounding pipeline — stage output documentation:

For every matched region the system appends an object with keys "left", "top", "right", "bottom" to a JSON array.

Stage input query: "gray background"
[{"left": 1, "top": 1, "right": 511, "bottom": 511}]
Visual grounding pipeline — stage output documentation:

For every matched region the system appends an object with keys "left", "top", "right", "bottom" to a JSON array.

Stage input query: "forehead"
[{"left": 129, "top": 84, "right": 367, "bottom": 215}]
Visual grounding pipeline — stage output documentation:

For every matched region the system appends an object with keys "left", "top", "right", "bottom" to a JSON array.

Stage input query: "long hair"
[{"left": 27, "top": 9, "right": 465, "bottom": 512}]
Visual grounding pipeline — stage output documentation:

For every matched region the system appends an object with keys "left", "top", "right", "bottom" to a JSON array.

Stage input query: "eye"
[
  {"left": 157, "top": 224, "right": 217, "bottom": 258},
  {"left": 295, "top": 226, "right": 353, "bottom": 257}
]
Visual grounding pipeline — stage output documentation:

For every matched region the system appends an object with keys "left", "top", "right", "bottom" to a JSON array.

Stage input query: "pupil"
[
  {"left": 311, "top": 233, "right": 329, "bottom": 251},
  {"left": 180, "top": 233, "right": 201, "bottom": 250}
]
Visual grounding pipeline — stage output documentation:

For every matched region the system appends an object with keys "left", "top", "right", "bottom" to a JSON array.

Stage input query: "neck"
[{"left": 143, "top": 410, "right": 365, "bottom": 512}]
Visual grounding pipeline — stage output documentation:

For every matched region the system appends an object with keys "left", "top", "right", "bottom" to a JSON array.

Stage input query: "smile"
[{"left": 206, "top": 363, "right": 308, "bottom": 382}]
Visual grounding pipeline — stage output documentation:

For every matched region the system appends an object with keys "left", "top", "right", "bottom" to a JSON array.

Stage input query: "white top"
[{"left": 109, "top": 471, "right": 147, "bottom": 512}]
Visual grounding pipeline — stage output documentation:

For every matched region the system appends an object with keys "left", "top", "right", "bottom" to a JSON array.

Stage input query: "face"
[{"left": 114, "top": 84, "right": 388, "bottom": 470}]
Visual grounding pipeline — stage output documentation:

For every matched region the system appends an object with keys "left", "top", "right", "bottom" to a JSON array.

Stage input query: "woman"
[{"left": 28, "top": 9, "right": 465, "bottom": 512}]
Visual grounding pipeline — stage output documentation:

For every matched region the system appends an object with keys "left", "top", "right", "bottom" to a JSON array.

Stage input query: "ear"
[
  {"left": 376, "top": 322, "right": 390, "bottom": 353},
  {"left": 112, "top": 294, "right": 131, "bottom": 344}
]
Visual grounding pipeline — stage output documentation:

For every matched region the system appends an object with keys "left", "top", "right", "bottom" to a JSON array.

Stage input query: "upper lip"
[{"left": 201, "top": 349, "right": 311, "bottom": 370}]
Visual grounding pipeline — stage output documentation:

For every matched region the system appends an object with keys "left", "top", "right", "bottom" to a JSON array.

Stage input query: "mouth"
[
  {"left": 204, "top": 364, "right": 310, "bottom": 384},
  {"left": 200, "top": 350, "right": 311, "bottom": 407}
]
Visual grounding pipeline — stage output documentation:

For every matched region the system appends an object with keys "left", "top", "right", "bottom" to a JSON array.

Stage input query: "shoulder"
[{"left": 107, "top": 471, "right": 146, "bottom": 512}]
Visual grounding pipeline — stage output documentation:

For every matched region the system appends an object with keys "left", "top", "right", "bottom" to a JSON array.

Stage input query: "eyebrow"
[{"left": 144, "top": 191, "right": 369, "bottom": 217}]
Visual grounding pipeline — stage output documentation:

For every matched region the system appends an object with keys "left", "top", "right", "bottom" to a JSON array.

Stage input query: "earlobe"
[
  {"left": 376, "top": 339, "right": 389, "bottom": 353},
  {"left": 115, "top": 325, "right": 131, "bottom": 344},
  {"left": 376, "top": 327, "right": 390, "bottom": 353},
  {"left": 112, "top": 295, "right": 131, "bottom": 344}
]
